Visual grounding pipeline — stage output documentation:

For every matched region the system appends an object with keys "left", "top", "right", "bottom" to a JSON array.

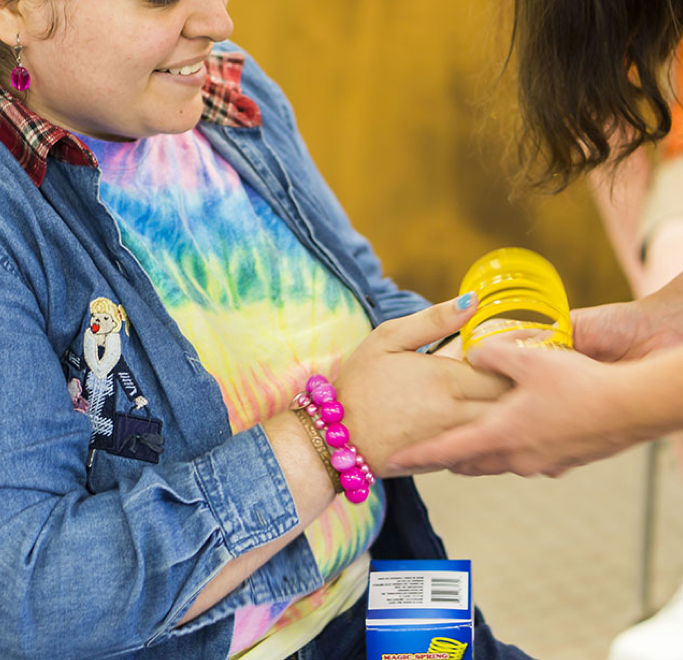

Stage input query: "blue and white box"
[{"left": 366, "top": 559, "right": 473, "bottom": 660}]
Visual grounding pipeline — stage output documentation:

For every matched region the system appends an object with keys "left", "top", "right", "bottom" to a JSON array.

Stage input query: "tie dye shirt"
[{"left": 79, "top": 128, "right": 385, "bottom": 657}]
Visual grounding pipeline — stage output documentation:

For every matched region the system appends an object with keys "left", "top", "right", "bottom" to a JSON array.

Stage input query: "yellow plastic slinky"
[{"left": 459, "top": 247, "right": 572, "bottom": 356}]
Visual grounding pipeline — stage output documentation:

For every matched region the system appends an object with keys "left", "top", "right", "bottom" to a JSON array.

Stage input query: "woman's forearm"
[
  {"left": 177, "top": 411, "right": 335, "bottom": 626},
  {"left": 613, "top": 342, "right": 683, "bottom": 441}
]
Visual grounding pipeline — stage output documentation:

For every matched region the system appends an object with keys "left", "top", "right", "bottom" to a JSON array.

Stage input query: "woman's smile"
[{"left": 153, "top": 60, "right": 207, "bottom": 86}]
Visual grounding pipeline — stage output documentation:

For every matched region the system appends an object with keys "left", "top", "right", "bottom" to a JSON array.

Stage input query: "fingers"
[
  {"left": 570, "top": 304, "right": 634, "bottom": 361},
  {"left": 467, "top": 338, "right": 585, "bottom": 386},
  {"left": 377, "top": 292, "right": 478, "bottom": 352},
  {"left": 440, "top": 358, "right": 511, "bottom": 400},
  {"left": 388, "top": 423, "right": 555, "bottom": 478},
  {"left": 387, "top": 422, "right": 491, "bottom": 475},
  {"left": 466, "top": 340, "right": 535, "bottom": 381},
  {"left": 450, "top": 457, "right": 511, "bottom": 476},
  {"left": 452, "top": 456, "right": 567, "bottom": 477},
  {"left": 570, "top": 307, "right": 606, "bottom": 357}
]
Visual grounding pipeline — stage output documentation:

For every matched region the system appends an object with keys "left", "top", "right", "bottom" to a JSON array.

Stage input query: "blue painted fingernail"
[{"left": 455, "top": 292, "right": 474, "bottom": 310}]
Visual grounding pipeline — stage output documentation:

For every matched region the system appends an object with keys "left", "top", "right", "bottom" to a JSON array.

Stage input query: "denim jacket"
[{"left": 0, "top": 41, "right": 459, "bottom": 660}]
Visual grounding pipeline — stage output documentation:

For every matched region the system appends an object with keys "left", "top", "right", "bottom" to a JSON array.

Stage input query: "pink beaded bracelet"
[{"left": 291, "top": 375, "right": 376, "bottom": 504}]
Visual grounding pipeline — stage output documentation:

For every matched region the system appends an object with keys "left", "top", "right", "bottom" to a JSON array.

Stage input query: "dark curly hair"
[{"left": 512, "top": 0, "right": 683, "bottom": 191}]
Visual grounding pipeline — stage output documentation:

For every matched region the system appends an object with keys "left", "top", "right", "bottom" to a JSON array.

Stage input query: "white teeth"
[{"left": 162, "top": 61, "right": 203, "bottom": 76}]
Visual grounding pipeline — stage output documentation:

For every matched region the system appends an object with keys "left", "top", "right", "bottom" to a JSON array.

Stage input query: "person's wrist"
[
  {"left": 639, "top": 274, "right": 683, "bottom": 351},
  {"left": 291, "top": 407, "right": 344, "bottom": 495},
  {"left": 595, "top": 357, "right": 678, "bottom": 450},
  {"left": 612, "top": 348, "right": 683, "bottom": 441},
  {"left": 291, "top": 375, "right": 377, "bottom": 503},
  {"left": 262, "top": 412, "right": 337, "bottom": 506}
]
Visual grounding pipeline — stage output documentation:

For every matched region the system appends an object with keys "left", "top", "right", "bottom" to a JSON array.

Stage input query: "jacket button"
[{"left": 365, "top": 294, "right": 376, "bottom": 308}]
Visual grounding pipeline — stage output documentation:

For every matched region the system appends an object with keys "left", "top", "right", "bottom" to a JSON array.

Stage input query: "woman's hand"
[
  {"left": 385, "top": 341, "right": 660, "bottom": 478},
  {"left": 573, "top": 272, "right": 683, "bottom": 362},
  {"left": 333, "top": 294, "right": 509, "bottom": 477}
]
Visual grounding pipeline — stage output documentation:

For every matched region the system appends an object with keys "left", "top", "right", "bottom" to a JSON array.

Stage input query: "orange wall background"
[{"left": 229, "top": 0, "right": 631, "bottom": 309}]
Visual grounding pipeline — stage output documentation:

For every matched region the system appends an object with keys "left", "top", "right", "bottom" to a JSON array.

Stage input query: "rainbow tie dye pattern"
[{"left": 80, "top": 129, "right": 386, "bottom": 658}]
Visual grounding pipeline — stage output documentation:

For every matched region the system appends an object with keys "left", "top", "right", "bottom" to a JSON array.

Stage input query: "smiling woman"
[{"left": 0, "top": 1, "right": 531, "bottom": 659}]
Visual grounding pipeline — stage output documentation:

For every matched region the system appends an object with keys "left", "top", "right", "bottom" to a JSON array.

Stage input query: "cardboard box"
[{"left": 366, "top": 559, "right": 473, "bottom": 660}]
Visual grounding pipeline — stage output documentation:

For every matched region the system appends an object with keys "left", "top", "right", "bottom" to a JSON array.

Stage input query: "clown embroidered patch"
[{"left": 64, "top": 297, "right": 164, "bottom": 466}]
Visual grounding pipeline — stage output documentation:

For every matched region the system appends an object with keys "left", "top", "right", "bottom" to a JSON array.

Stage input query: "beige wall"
[{"left": 229, "top": 0, "right": 631, "bottom": 308}]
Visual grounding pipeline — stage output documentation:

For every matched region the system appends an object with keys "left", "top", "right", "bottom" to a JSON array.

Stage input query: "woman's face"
[{"left": 4, "top": 0, "right": 233, "bottom": 140}]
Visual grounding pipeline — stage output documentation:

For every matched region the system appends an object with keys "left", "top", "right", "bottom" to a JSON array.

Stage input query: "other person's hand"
[
  {"left": 573, "top": 273, "right": 683, "bottom": 362},
  {"left": 385, "top": 341, "right": 648, "bottom": 478}
]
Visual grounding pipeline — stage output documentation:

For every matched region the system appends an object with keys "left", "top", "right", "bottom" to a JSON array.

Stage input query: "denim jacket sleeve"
[{"left": 0, "top": 233, "right": 320, "bottom": 657}]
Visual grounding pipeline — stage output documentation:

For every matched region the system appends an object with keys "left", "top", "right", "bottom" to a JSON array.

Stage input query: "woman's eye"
[{"left": 146, "top": 0, "right": 178, "bottom": 6}]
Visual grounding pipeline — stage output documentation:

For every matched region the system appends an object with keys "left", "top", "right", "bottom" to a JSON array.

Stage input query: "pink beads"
[
  {"left": 345, "top": 484, "right": 370, "bottom": 504},
  {"left": 325, "top": 422, "right": 349, "bottom": 448},
  {"left": 331, "top": 447, "right": 356, "bottom": 472},
  {"left": 339, "top": 467, "right": 366, "bottom": 490},
  {"left": 11, "top": 66, "right": 30, "bottom": 92},
  {"left": 311, "top": 383, "right": 336, "bottom": 404},
  {"left": 295, "top": 374, "right": 375, "bottom": 504},
  {"left": 320, "top": 401, "right": 344, "bottom": 424},
  {"left": 306, "top": 375, "right": 329, "bottom": 393}
]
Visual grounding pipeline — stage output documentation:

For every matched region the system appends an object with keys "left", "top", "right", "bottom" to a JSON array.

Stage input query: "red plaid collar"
[
  {"left": 0, "top": 96, "right": 97, "bottom": 187},
  {"left": 201, "top": 51, "right": 261, "bottom": 128},
  {"left": 0, "top": 51, "right": 261, "bottom": 187}
]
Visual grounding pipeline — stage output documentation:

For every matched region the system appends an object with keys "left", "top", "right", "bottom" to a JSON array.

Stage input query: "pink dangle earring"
[{"left": 10, "top": 34, "right": 31, "bottom": 91}]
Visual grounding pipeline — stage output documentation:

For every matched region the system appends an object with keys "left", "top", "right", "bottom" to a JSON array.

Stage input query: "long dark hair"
[{"left": 512, "top": 0, "right": 683, "bottom": 191}]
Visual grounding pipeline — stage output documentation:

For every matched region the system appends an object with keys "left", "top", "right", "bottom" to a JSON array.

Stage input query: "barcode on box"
[
  {"left": 368, "top": 570, "right": 469, "bottom": 611},
  {"left": 430, "top": 577, "right": 464, "bottom": 605}
]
